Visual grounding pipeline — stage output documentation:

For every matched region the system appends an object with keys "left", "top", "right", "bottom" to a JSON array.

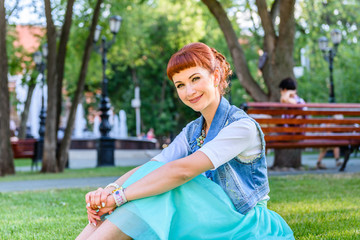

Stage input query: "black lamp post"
[
  {"left": 318, "top": 29, "right": 342, "bottom": 103},
  {"left": 33, "top": 43, "right": 48, "bottom": 165},
  {"left": 93, "top": 15, "right": 122, "bottom": 167}
]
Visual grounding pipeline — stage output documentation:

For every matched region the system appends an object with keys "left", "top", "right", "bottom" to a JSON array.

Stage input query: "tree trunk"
[
  {"left": 202, "top": 0, "right": 301, "bottom": 168},
  {"left": 18, "top": 81, "right": 36, "bottom": 139},
  {"left": 55, "top": 0, "right": 75, "bottom": 138},
  {"left": 201, "top": 0, "right": 268, "bottom": 102},
  {"left": 42, "top": 0, "right": 75, "bottom": 172},
  {"left": 273, "top": 149, "right": 302, "bottom": 169},
  {"left": 0, "top": 0, "right": 15, "bottom": 176},
  {"left": 42, "top": 0, "right": 59, "bottom": 173},
  {"left": 57, "top": 0, "right": 103, "bottom": 172}
]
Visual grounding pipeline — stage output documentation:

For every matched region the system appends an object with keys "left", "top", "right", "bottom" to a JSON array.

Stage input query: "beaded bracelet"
[
  {"left": 105, "top": 182, "right": 120, "bottom": 191},
  {"left": 112, "top": 187, "right": 128, "bottom": 207}
]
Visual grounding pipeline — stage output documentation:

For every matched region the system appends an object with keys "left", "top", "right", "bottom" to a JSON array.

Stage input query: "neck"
[{"left": 201, "top": 96, "right": 221, "bottom": 134}]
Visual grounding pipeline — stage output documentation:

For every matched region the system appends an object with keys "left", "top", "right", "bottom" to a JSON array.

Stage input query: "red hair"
[{"left": 167, "top": 42, "right": 232, "bottom": 95}]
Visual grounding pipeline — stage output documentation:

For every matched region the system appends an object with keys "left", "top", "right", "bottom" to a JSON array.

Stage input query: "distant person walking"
[{"left": 316, "top": 114, "right": 344, "bottom": 169}]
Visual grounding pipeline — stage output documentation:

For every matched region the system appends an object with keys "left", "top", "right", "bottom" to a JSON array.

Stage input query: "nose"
[{"left": 186, "top": 85, "right": 196, "bottom": 97}]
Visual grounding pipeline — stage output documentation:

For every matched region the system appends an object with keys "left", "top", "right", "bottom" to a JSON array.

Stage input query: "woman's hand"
[
  {"left": 85, "top": 187, "right": 111, "bottom": 210},
  {"left": 86, "top": 189, "right": 117, "bottom": 226}
]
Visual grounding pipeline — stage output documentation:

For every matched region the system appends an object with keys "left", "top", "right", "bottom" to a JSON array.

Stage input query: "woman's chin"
[{"left": 189, "top": 105, "right": 203, "bottom": 112}]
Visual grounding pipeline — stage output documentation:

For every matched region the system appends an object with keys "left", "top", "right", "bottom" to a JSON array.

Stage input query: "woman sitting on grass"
[{"left": 76, "top": 42, "right": 294, "bottom": 240}]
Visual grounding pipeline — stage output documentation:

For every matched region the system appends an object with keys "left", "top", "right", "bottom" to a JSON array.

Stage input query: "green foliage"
[
  {"left": 12, "top": 0, "right": 358, "bottom": 140},
  {"left": 94, "top": 0, "right": 212, "bottom": 136},
  {"left": 295, "top": 0, "right": 360, "bottom": 103}
]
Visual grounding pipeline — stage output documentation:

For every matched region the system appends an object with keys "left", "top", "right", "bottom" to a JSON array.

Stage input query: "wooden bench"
[
  {"left": 11, "top": 138, "right": 39, "bottom": 170},
  {"left": 240, "top": 102, "right": 360, "bottom": 171}
]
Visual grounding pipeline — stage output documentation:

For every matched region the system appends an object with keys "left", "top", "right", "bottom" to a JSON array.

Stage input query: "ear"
[{"left": 213, "top": 68, "right": 220, "bottom": 87}]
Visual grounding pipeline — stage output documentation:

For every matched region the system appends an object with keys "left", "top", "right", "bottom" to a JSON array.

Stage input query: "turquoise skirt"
[{"left": 105, "top": 161, "right": 294, "bottom": 240}]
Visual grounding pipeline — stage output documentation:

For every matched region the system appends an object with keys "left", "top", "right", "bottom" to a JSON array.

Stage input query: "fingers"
[
  {"left": 91, "top": 190, "right": 102, "bottom": 209},
  {"left": 87, "top": 203, "right": 101, "bottom": 226},
  {"left": 85, "top": 188, "right": 111, "bottom": 210},
  {"left": 87, "top": 213, "right": 99, "bottom": 226},
  {"left": 87, "top": 209, "right": 101, "bottom": 221},
  {"left": 86, "top": 204, "right": 98, "bottom": 215},
  {"left": 87, "top": 207, "right": 98, "bottom": 226},
  {"left": 100, "top": 190, "right": 109, "bottom": 208}
]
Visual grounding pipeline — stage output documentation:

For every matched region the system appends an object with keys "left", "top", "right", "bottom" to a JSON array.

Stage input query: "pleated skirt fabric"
[{"left": 105, "top": 161, "right": 294, "bottom": 240}]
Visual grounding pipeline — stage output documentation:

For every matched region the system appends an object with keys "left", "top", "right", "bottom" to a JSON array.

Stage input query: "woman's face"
[{"left": 172, "top": 66, "right": 220, "bottom": 113}]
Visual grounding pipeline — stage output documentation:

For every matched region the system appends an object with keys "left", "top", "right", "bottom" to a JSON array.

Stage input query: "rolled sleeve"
[{"left": 199, "top": 119, "right": 261, "bottom": 169}]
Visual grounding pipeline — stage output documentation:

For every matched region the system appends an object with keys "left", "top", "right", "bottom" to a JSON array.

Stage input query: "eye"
[
  {"left": 192, "top": 77, "right": 200, "bottom": 82},
  {"left": 176, "top": 84, "right": 184, "bottom": 89}
]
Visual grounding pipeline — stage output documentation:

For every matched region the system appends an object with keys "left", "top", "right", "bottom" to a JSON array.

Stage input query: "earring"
[{"left": 215, "top": 84, "right": 218, "bottom": 88}]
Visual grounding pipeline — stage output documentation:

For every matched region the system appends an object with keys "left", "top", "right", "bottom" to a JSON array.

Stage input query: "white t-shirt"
[{"left": 153, "top": 119, "right": 262, "bottom": 169}]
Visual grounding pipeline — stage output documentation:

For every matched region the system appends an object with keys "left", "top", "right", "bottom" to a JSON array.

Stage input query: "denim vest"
[{"left": 184, "top": 97, "right": 269, "bottom": 214}]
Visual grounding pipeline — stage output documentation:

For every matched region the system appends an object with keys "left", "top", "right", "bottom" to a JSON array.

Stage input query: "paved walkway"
[{"left": 1, "top": 150, "right": 359, "bottom": 193}]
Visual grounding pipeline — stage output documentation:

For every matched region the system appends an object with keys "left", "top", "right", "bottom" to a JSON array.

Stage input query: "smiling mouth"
[{"left": 189, "top": 94, "right": 203, "bottom": 104}]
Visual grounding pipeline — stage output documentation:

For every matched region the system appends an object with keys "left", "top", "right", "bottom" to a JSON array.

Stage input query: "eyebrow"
[
  {"left": 174, "top": 73, "right": 200, "bottom": 85},
  {"left": 188, "top": 73, "right": 199, "bottom": 79}
]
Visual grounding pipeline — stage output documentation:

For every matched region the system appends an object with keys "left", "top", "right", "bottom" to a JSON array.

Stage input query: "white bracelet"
[
  {"left": 105, "top": 182, "right": 120, "bottom": 191},
  {"left": 112, "top": 187, "right": 128, "bottom": 207}
]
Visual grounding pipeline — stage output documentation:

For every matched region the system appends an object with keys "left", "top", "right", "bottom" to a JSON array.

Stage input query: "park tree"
[
  {"left": 41, "top": 0, "right": 75, "bottom": 173},
  {"left": 201, "top": 0, "right": 300, "bottom": 168},
  {"left": 57, "top": 0, "right": 103, "bottom": 171},
  {"left": 0, "top": 0, "right": 14, "bottom": 176}
]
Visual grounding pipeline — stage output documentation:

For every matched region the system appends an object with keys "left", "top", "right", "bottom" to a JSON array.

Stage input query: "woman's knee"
[
  {"left": 76, "top": 221, "right": 103, "bottom": 240},
  {"left": 87, "top": 220, "right": 132, "bottom": 240}
]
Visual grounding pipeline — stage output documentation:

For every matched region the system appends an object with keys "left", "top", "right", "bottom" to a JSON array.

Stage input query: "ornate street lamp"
[
  {"left": 318, "top": 29, "right": 342, "bottom": 103},
  {"left": 33, "top": 43, "right": 48, "bottom": 165},
  {"left": 93, "top": 15, "right": 122, "bottom": 167}
]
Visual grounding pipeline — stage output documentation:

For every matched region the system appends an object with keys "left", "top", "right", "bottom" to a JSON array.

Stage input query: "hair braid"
[{"left": 210, "top": 48, "right": 232, "bottom": 95}]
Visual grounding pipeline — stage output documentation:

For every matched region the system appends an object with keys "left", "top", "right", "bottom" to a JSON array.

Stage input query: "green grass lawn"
[
  {"left": 1, "top": 172, "right": 359, "bottom": 239},
  {"left": 14, "top": 158, "right": 33, "bottom": 167}
]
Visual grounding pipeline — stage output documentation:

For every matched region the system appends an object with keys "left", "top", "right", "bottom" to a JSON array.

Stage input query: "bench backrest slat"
[
  {"left": 265, "top": 134, "right": 360, "bottom": 141},
  {"left": 242, "top": 102, "right": 360, "bottom": 149},
  {"left": 247, "top": 109, "right": 360, "bottom": 116},
  {"left": 255, "top": 118, "right": 360, "bottom": 125},
  {"left": 262, "top": 126, "right": 360, "bottom": 133},
  {"left": 247, "top": 102, "right": 360, "bottom": 108}
]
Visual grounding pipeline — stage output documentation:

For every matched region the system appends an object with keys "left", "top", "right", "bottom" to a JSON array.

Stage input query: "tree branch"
[
  {"left": 278, "top": 0, "right": 295, "bottom": 47},
  {"left": 42, "top": 0, "right": 59, "bottom": 172},
  {"left": 255, "top": 0, "right": 276, "bottom": 52},
  {"left": 58, "top": 0, "right": 103, "bottom": 171},
  {"left": 7, "top": 0, "right": 20, "bottom": 18},
  {"left": 270, "top": 0, "right": 280, "bottom": 26},
  {"left": 55, "top": 0, "right": 75, "bottom": 137},
  {"left": 201, "top": 0, "right": 267, "bottom": 102},
  {"left": 245, "top": 0, "right": 261, "bottom": 44}
]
